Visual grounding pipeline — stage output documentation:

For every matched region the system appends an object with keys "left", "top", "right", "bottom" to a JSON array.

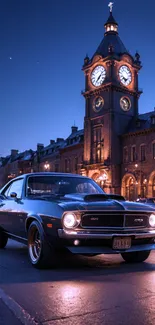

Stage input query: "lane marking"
[{"left": 0, "top": 288, "right": 38, "bottom": 325}]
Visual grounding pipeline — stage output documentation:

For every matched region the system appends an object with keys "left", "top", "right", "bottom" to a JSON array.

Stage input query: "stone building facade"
[
  {"left": 121, "top": 118, "right": 155, "bottom": 200},
  {"left": 33, "top": 127, "right": 84, "bottom": 175},
  {"left": 0, "top": 8, "right": 154, "bottom": 200},
  {"left": 0, "top": 150, "right": 34, "bottom": 187}
]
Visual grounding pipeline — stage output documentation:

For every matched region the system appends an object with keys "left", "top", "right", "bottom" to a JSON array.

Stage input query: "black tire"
[
  {"left": 0, "top": 231, "right": 8, "bottom": 249},
  {"left": 121, "top": 250, "right": 151, "bottom": 263},
  {"left": 28, "top": 220, "right": 57, "bottom": 269}
]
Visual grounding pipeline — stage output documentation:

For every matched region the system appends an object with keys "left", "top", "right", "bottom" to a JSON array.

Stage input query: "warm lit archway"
[
  {"left": 121, "top": 173, "right": 138, "bottom": 201},
  {"left": 91, "top": 172, "right": 100, "bottom": 182},
  {"left": 92, "top": 171, "right": 108, "bottom": 192},
  {"left": 148, "top": 171, "right": 155, "bottom": 197}
]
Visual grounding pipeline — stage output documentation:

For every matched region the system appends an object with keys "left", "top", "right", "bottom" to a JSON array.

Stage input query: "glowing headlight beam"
[
  {"left": 63, "top": 213, "right": 77, "bottom": 229},
  {"left": 149, "top": 214, "right": 155, "bottom": 227}
]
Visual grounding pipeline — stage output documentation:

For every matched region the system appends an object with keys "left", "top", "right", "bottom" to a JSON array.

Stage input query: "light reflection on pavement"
[{"left": 0, "top": 240, "right": 155, "bottom": 324}]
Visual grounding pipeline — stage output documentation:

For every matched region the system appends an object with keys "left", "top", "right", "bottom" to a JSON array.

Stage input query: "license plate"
[{"left": 113, "top": 237, "right": 131, "bottom": 250}]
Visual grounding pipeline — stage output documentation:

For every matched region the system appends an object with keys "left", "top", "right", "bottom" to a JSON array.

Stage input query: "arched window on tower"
[{"left": 92, "top": 127, "right": 102, "bottom": 163}]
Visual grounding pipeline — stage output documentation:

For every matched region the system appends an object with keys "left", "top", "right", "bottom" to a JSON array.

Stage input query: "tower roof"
[
  {"left": 94, "top": 33, "right": 128, "bottom": 58},
  {"left": 92, "top": 6, "right": 131, "bottom": 59},
  {"left": 105, "top": 12, "right": 118, "bottom": 26}
]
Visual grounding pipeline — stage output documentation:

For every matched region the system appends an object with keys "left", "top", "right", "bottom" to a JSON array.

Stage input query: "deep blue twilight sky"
[{"left": 0, "top": 0, "right": 155, "bottom": 156}]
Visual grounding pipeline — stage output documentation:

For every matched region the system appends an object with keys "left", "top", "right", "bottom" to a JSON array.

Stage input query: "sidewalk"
[{"left": 0, "top": 299, "right": 22, "bottom": 325}]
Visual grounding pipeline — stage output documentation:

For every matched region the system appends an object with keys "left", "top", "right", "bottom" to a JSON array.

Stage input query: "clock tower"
[{"left": 81, "top": 5, "right": 142, "bottom": 193}]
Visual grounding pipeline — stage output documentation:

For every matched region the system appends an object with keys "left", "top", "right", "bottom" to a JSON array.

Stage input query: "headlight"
[
  {"left": 149, "top": 214, "right": 155, "bottom": 227},
  {"left": 63, "top": 213, "right": 78, "bottom": 228}
]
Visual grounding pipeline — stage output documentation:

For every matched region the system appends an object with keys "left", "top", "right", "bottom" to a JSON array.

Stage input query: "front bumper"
[{"left": 58, "top": 228, "right": 155, "bottom": 254}]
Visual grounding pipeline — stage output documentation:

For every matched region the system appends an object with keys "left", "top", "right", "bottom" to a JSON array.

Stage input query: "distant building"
[
  {"left": 0, "top": 149, "right": 34, "bottom": 186},
  {"left": 32, "top": 127, "right": 84, "bottom": 175},
  {"left": 0, "top": 7, "right": 155, "bottom": 200}
]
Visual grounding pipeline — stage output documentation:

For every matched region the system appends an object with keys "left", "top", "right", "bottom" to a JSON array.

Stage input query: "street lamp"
[
  {"left": 98, "top": 174, "right": 108, "bottom": 182},
  {"left": 44, "top": 163, "right": 50, "bottom": 171},
  {"left": 134, "top": 163, "right": 147, "bottom": 198}
]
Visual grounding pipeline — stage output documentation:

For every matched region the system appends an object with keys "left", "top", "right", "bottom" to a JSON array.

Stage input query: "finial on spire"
[{"left": 108, "top": 2, "right": 114, "bottom": 12}]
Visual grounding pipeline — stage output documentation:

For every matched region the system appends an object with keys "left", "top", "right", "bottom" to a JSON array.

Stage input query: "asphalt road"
[{"left": 0, "top": 240, "right": 155, "bottom": 325}]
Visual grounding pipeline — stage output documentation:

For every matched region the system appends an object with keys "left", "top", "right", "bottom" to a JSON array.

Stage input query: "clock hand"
[
  {"left": 96, "top": 74, "right": 102, "bottom": 82},
  {"left": 96, "top": 100, "right": 101, "bottom": 107}
]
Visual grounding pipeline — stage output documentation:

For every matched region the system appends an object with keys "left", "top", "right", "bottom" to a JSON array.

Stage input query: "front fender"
[{"left": 25, "top": 214, "right": 43, "bottom": 233}]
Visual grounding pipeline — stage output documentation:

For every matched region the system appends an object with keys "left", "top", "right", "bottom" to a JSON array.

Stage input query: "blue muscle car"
[{"left": 0, "top": 172, "right": 155, "bottom": 268}]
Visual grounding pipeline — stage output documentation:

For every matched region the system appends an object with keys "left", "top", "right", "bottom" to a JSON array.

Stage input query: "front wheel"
[
  {"left": 0, "top": 231, "right": 8, "bottom": 249},
  {"left": 28, "top": 221, "right": 57, "bottom": 269},
  {"left": 121, "top": 250, "right": 151, "bottom": 263}
]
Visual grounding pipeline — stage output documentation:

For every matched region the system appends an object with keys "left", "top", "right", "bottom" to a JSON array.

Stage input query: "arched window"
[
  {"left": 128, "top": 177, "right": 135, "bottom": 201},
  {"left": 124, "top": 176, "right": 136, "bottom": 201}
]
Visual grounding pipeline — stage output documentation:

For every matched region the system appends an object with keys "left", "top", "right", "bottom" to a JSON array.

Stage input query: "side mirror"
[{"left": 10, "top": 192, "right": 17, "bottom": 198}]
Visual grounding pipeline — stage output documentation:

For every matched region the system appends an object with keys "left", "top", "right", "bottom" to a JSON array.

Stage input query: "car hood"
[{"left": 57, "top": 194, "right": 155, "bottom": 212}]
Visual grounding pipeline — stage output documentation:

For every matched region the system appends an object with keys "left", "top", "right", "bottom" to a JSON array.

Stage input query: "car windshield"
[{"left": 26, "top": 175, "right": 104, "bottom": 197}]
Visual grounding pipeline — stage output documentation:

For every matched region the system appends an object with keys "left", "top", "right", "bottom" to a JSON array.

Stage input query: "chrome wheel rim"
[{"left": 29, "top": 227, "right": 41, "bottom": 263}]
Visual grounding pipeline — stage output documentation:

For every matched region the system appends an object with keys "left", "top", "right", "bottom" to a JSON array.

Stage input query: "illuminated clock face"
[
  {"left": 91, "top": 65, "right": 106, "bottom": 87},
  {"left": 120, "top": 97, "right": 131, "bottom": 111},
  {"left": 119, "top": 65, "right": 132, "bottom": 86},
  {"left": 93, "top": 96, "right": 104, "bottom": 112}
]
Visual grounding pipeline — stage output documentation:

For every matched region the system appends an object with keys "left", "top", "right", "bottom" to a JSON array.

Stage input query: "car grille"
[
  {"left": 125, "top": 215, "right": 148, "bottom": 227},
  {"left": 81, "top": 212, "right": 148, "bottom": 228}
]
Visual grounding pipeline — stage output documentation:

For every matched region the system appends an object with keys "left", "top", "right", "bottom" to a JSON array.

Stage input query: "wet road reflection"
[{"left": 0, "top": 240, "right": 155, "bottom": 324}]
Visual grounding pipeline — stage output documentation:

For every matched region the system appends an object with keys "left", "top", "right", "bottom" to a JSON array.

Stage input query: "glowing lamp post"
[{"left": 44, "top": 163, "right": 50, "bottom": 172}]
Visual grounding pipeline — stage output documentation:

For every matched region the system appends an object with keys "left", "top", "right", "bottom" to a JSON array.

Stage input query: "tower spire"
[{"left": 105, "top": 2, "right": 118, "bottom": 34}]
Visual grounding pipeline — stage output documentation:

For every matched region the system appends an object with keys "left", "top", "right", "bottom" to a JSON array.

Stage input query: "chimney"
[
  {"left": 37, "top": 143, "right": 44, "bottom": 152},
  {"left": 50, "top": 140, "right": 55, "bottom": 145},
  {"left": 11, "top": 149, "right": 18, "bottom": 156},
  {"left": 71, "top": 126, "right": 78, "bottom": 134},
  {"left": 56, "top": 138, "right": 64, "bottom": 143}
]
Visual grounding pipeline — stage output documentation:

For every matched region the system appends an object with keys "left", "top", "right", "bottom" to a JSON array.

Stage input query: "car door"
[{"left": 0, "top": 178, "right": 27, "bottom": 237}]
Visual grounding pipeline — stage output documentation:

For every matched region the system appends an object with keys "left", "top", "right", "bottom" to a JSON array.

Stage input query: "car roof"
[{"left": 14, "top": 172, "right": 90, "bottom": 180}]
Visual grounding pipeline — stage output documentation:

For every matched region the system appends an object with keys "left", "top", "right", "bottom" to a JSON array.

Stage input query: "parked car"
[
  {"left": 0, "top": 172, "right": 155, "bottom": 268},
  {"left": 136, "top": 198, "right": 155, "bottom": 207}
]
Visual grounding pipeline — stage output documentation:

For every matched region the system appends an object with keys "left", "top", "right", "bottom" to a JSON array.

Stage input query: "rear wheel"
[
  {"left": 28, "top": 221, "right": 57, "bottom": 269},
  {"left": 121, "top": 250, "right": 151, "bottom": 263},
  {"left": 0, "top": 231, "right": 8, "bottom": 249}
]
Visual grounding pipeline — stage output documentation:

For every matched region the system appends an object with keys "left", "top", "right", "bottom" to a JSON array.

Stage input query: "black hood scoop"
[
  {"left": 84, "top": 194, "right": 125, "bottom": 202},
  {"left": 64, "top": 193, "right": 125, "bottom": 202}
]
